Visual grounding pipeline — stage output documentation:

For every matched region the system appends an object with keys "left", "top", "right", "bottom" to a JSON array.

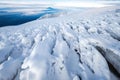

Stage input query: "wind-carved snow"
[{"left": 0, "top": 6, "right": 120, "bottom": 80}]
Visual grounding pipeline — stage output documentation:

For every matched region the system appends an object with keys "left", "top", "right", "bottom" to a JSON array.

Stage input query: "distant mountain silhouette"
[{"left": 46, "top": 7, "right": 58, "bottom": 11}]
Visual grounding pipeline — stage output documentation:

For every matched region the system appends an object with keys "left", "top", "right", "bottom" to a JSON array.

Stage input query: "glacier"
[{"left": 0, "top": 5, "right": 120, "bottom": 80}]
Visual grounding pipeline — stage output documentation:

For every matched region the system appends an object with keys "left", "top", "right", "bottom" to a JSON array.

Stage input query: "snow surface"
[{"left": 0, "top": 6, "right": 120, "bottom": 80}]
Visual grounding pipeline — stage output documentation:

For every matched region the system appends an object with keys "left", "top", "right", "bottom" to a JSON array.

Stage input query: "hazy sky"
[
  {"left": 1, "top": 0, "right": 120, "bottom": 3},
  {"left": 2, "top": 0, "right": 120, "bottom": 1},
  {"left": 0, "top": 0, "right": 120, "bottom": 7}
]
